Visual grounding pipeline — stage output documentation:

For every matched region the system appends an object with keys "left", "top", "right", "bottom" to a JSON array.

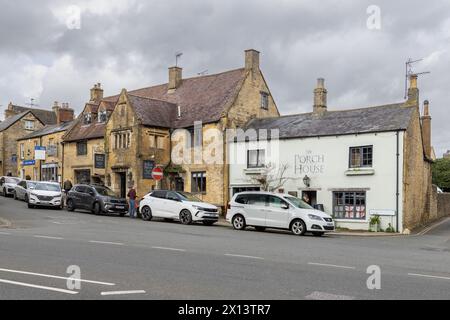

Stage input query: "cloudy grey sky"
[{"left": 0, "top": 0, "right": 449, "bottom": 155}]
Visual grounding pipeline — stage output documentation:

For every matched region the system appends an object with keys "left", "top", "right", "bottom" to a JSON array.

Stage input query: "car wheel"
[
  {"left": 312, "top": 232, "right": 325, "bottom": 237},
  {"left": 93, "top": 202, "right": 102, "bottom": 215},
  {"left": 24, "top": 194, "right": 28, "bottom": 203},
  {"left": 202, "top": 221, "right": 215, "bottom": 226},
  {"left": 141, "top": 206, "right": 153, "bottom": 221},
  {"left": 27, "top": 202, "right": 34, "bottom": 209},
  {"left": 3, "top": 188, "right": 7, "bottom": 197},
  {"left": 254, "top": 226, "right": 266, "bottom": 232},
  {"left": 232, "top": 214, "right": 246, "bottom": 231},
  {"left": 290, "top": 219, "right": 306, "bottom": 236},
  {"left": 179, "top": 209, "right": 193, "bottom": 225},
  {"left": 66, "top": 199, "right": 75, "bottom": 212},
  {"left": 13, "top": 191, "right": 17, "bottom": 200}
]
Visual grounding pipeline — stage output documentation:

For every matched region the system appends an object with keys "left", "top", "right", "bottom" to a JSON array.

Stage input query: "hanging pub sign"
[
  {"left": 94, "top": 154, "right": 106, "bottom": 169},
  {"left": 143, "top": 160, "right": 155, "bottom": 179}
]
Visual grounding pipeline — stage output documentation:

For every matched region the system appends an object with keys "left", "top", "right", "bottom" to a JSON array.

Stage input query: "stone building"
[
  {"left": 16, "top": 102, "right": 75, "bottom": 181},
  {"left": 62, "top": 84, "right": 116, "bottom": 185},
  {"left": 100, "top": 49, "right": 280, "bottom": 207},
  {"left": 229, "top": 75, "right": 436, "bottom": 233}
]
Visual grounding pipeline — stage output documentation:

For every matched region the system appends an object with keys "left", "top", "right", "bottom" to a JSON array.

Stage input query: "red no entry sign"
[{"left": 152, "top": 167, "right": 164, "bottom": 181}]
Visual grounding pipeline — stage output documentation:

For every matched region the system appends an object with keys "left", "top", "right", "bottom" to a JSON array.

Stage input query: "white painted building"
[{"left": 229, "top": 77, "right": 434, "bottom": 233}]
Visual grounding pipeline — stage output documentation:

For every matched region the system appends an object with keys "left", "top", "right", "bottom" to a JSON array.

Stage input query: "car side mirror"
[{"left": 281, "top": 204, "right": 290, "bottom": 210}]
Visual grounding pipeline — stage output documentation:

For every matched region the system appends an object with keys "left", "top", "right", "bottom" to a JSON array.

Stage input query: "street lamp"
[{"left": 303, "top": 175, "right": 311, "bottom": 188}]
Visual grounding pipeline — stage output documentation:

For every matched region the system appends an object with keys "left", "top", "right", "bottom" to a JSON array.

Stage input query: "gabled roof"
[
  {"left": 107, "top": 68, "right": 247, "bottom": 128},
  {"left": 128, "top": 94, "right": 177, "bottom": 128},
  {"left": 18, "top": 121, "right": 75, "bottom": 141},
  {"left": 244, "top": 103, "right": 415, "bottom": 140},
  {"left": 0, "top": 111, "right": 44, "bottom": 132},
  {"left": 8, "top": 105, "right": 57, "bottom": 125}
]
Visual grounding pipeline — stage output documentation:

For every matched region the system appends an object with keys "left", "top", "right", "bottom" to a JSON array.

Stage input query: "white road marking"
[
  {"left": 224, "top": 254, "right": 265, "bottom": 260},
  {"left": 417, "top": 217, "right": 450, "bottom": 235},
  {"left": 0, "top": 278, "right": 78, "bottom": 295},
  {"left": 33, "top": 235, "right": 64, "bottom": 240},
  {"left": 408, "top": 273, "right": 450, "bottom": 281},
  {"left": 306, "top": 291, "right": 355, "bottom": 300},
  {"left": 89, "top": 240, "right": 124, "bottom": 246},
  {"left": 0, "top": 232, "right": 11, "bottom": 235},
  {"left": 0, "top": 268, "right": 115, "bottom": 286},
  {"left": 308, "top": 262, "right": 356, "bottom": 270},
  {"left": 152, "top": 246, "right": 186, "bottom": 252},
  {"left": 101, "top": 290, "right": 146, "bottom": 296}
]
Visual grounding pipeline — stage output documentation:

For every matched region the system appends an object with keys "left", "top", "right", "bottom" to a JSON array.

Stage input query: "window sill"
[
  {"left": 334, "top": 219, "right": 368, "bottom": 223},
  {"left": 345, "top": 168, "right": 375, "bottom": 176},
  {"left": 244, "top": 168, "right": 265, "bottom": 175}
]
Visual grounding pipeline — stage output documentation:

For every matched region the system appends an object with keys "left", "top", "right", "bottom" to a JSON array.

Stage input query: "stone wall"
[{"left": 437, "top": 192, "right": 450, "bottom": 218}]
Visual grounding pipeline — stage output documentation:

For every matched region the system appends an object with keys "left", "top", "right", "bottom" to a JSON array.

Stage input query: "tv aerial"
[
  {"left": 404, "top": 58, "right": 430, "bottom": 99},
  {"left": 197, "top": 70, "right": 208, "bottom": 76},
  {"left": 25, "top": 98, "right": 39, "bottom": 108}
]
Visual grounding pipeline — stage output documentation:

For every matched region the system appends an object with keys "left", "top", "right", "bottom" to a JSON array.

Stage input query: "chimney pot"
[
  {"left": 421, "top": 100, "right": 432, "bottom": 159},
  {"left": 90, "top": 83, "right": 104, "bottom": 102}
]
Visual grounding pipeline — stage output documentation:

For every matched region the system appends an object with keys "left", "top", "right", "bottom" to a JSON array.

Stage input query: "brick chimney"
[
  {"left": 407, "top": 74, "right": 419, "bottom": 106},
  {"left": 313, "top": 78, "right": 327, "bottom": 114},
  {"left": 90, "top": 83, "right": 104, "bottom": 102},
  {"left": 4, "top": 102, "right": 17, "bottom": 119},
  {"left": 245, "top": 49, "right": 260, "bottom": 71},
  {"left": 421, "top": 100, "right": 432, "bottom": 159},
  {"left": 53, "top": 101, "right": 74, "bottom": 124},
  {"left": 168, "top": 67, "right": 182, "bottom": 92}
]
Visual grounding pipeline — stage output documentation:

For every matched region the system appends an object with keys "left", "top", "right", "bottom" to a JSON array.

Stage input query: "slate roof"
[
  {"left": 244, "top": 103, "right": 415, "bottom": 140},
  {"left": 18, "top": 121, "right": 75, "bottom": 140},
  {"left": 8, "top": 105, "right": 57, "bottom": 125},
  {"left": 0, "top": 111, "right": 44, "bottom": 132},
  {"left": 106, "top": 68, "right": 247, "bottom": 128},
  {"left": 128, "top": 94, "right": 177, "bottom": 128},
  {"left": 63, "top": 119, "right": 106, "bottom": 142}
]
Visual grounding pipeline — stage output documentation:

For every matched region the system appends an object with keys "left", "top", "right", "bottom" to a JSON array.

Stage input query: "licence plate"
[
  {"left": 327, "top": 223, "right": 334, "bottom": 227},
  {"left": 116, "top": 206, "right": 125, "bottom": 210}
]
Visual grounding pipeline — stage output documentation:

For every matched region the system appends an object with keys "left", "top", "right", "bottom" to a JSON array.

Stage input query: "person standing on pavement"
[
  {"left": 63, "top": 179, "right": 73, "bottom": 206},
  {"left": 127, "top": 186, "right": 137, "bottom": 218}
]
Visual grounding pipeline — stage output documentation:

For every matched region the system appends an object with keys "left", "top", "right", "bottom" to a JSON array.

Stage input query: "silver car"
[
  {"left": 14, "top": 180, "right": 37, "bottom": 202},
  {"left": 0, "top": 177, "right": 21, "bottom": 197}
]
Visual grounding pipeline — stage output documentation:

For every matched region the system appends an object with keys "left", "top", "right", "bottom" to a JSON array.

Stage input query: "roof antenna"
[
  {"left": 197, "top": 70, "right": 209, "bottom": 76},
  {"left": 404, "top": 58, "right": 430, "bottom": 99},
  {"left": 175, "top": 52, "right": 183, "bottom": 67},
  {"left": 25, "top": 98, "right": 39, "bottom": 109}
]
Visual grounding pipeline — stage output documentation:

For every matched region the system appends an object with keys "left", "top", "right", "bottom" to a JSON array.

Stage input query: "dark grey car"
[{"left": 66, "top": 184, "right": 129, "bottom": 216}]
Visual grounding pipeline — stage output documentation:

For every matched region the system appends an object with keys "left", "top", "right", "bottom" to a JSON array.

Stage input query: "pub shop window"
[
  {"left": 191, "top": 172, "right": 207, "bottom": 193},
  {"left": 247, "top": 149, "right": 265, "bottom": 168},
  {"left": 333, "top": 191, "right": 366, "bottom": 220},
  {"left": 76, "top": 141, "right": 88, "bottom": 156},
  {"left": 349, "top": 145, "right": 373, "bottom": 168}
]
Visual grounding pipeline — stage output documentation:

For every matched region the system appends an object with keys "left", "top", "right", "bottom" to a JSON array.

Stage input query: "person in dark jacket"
[
  {"left": 127, "top": 186, "right": 137, "bottom": 218},
  {"left": 63, "top": 179, "right": 73, "bottom": 206}
]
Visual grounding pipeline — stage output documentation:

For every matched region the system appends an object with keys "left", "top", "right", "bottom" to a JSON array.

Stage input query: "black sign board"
[
  {"left": 94, "top": 154, "right": 106, "bottom": 169},
  {"left": 143, "top": 160, "right": 155, "bottom": 179}
]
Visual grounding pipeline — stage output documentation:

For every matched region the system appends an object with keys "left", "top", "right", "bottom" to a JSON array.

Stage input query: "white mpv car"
[
  {"left": 139, "top": 190, "right": 219, "bottom": 226},
  {"left": 226, "top": 192, "right": 335, "bottom": 236}
]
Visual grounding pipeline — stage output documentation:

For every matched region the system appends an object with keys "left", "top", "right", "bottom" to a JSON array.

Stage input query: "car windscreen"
[
  {"left": 6, "top": 178, "right": 20, "bottom": 184},
  {"left": 28, "top": 182, "right": 37, "bottom": 188},
  {"left": 94, "top": 186, "right": 117, "bottom": 197},
  {"left": 284, "top": 196, "right": 314, "bottom": 209},
  {"left": 177, "top": 192, "right": 202, "bottom": 202},
  {"left": 34, "top": 183, "right": 61, "bottom": 192}
]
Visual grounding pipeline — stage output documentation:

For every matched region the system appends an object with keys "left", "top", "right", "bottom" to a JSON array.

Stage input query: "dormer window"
[
  {"left": 83, "top": 113, "right": 92, "bottom": 125},
  {"left": 99, "top": 110, "right": 107, "bottom": 123}
]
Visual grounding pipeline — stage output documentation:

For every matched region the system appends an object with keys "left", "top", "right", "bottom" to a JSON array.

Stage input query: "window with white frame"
[
  {"left": 260, "top": 92, "right": 269, "bottom": 110},
  {"left": 98, "top": 110, "right": 108, "bottom": 123},
  {"left": 113, "top": 131, "right": 131, "bottom": 149},
  {"left": 247, "top": 149, "right": 265, "bottom": 168},
  {"left": 20, "top": 144, "right": 25, "bottom": 159},
  {"left": 24, "top": 120, "right": 34, "bottom": 130},
  {"left": 349, "top": 146, "right": 373, "bottom": 168}
]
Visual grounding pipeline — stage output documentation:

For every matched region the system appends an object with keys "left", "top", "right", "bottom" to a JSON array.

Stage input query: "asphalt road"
[{"left": 0, "top": 196, "right": 449, "bottom": 300}]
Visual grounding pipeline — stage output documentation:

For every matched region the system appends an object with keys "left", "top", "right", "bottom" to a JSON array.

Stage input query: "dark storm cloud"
[{"left": 0, "top": 0, "right": 449, "bottom": 155}]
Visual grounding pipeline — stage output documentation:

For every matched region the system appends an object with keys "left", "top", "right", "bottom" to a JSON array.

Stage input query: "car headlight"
[
  {"left": 193, "top": 205, "right": 208, "bottom": 211},
  {"left": 308, "top": 214, "right": 323, "bottom": 221},
  {"left": 30, "top": 193, "right": 38, "bottom": 197}
]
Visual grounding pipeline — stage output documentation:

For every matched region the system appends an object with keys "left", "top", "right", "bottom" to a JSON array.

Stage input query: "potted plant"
[{"left": 369, "top": 215, "right": 381, "bottom": 232}]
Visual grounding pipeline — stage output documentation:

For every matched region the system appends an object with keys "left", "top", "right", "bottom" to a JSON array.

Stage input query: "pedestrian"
[
  {"left": 127, "top": 186, "right": 137, "bottom": 218},
  {"left": 63, "top": 179, "right": 73, "bottom": 206}
]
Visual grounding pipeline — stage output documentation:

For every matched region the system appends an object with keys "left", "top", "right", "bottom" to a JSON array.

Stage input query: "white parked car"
[
  {"left": 139, "top": 190, "right": 219, "bottom": 226},
  {"left": 28, "top": 182, "right": 63, "bottom": 209},
  {"left": 0, "top": 177, "right": 21, "bottom": 197},
  {"left": 226, "top": 192, "right": 335, "bottom": 236},
  {"left": 14, "top": 180, "right": 37, "bottom": 202}
]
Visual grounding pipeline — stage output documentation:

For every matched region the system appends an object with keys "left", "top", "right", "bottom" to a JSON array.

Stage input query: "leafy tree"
[{"left": 432, "top": 158, "right": 450, "bottom": 192}]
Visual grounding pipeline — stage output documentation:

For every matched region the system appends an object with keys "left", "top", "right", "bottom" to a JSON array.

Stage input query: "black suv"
[{"left": 66, "top": 184, "right": 129, "bottom": 216}]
